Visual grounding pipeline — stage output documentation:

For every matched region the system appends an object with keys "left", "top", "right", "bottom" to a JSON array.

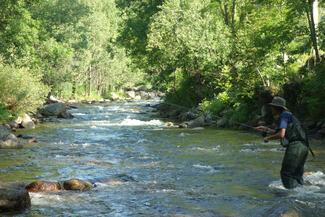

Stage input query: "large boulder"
[
  {"left": 111, "top": 92, "right": 121, "bottom": 101},
  {"left": 178, "top": 111, "right": 197, "bottom": 122},
  {"left": 25, "top": 181, "right": 61, "bottom": 192},
  {"left": 216, "top": 117, "right": 228, "bottom": 128},
  {"left": 39, "top": 103, "right": 73, "bottom": 119},
  {"left": 134, "top": 95, "right": 142, "bottom": 100},
  {"left": 0, "top": 187, "right": 31, "bottom": 213},
  {"left": 126, "top": 90, "right": 136, "bottom": 99},
  {"left": 139, "top": 91, "right": 150, "bottom": 100},
  {"left": 40, "top": 103, "right": 67, "bottom": 117},
  {"left": 21, "top": 114, "right": 35, "bottom": 129},
  {"left": 63, "top": 179, "right": 93, "bottom": 191},
  {"left": 187, "top": 116, "right": 206, "bottom": 128},
  {"left": 8, "top": 120, "right": 20, "bottom": 130},
  {"left": 57, "top": 110, "right": 74, "bottom": 119}
]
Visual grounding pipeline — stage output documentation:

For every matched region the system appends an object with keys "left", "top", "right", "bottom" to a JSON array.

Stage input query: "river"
[{"left": 0, "top": 100, "right": 324, "bottom": 217}]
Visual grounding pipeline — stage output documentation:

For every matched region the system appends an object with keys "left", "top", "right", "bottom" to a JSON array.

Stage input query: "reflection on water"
[{"left": 0, "top": 100, "right": 324, "bottom": 217}]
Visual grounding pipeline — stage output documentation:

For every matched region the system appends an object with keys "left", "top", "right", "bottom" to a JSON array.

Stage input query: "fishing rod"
[{"left": 235, "top": 122, "right": 268, "bottom": 140}]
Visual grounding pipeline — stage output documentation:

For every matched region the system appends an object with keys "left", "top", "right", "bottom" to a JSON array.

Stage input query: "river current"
[{"left": 0, "top": 100, "right": 324, "bottom": 217}]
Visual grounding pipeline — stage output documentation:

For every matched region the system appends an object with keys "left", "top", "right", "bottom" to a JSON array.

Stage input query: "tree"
[{"left": 147, "top": 0, "right": 230, "bottom": 106}]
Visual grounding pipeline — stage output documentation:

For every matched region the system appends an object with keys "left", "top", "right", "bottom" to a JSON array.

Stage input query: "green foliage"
[
  {"left": 164, "top": 71, "right": 201, "bottom": 108},
  {"left": 38, "top": 38, "right": 74, "bottom": 88},
  {"left": 319, "top": 18, "right": 325, "bottom": 50},
  {"left": 303, "top": 61, "right": 325, "bottom": 119},
  {"left": 116, "top": 0, "right": 163, "bottom": 65},
  {"left": 199, "top": 92, "right": 230, "bottom": 117},
  {"left": 0, "top": 61, "right": 49, "bottom": 115},
  {"left": 0, "top": 0, "right": 40, "bottom": 64},
  {"left": 147, "top": 0, "right": 230, "bottom": 72},
  {"left": 0, "top": 0, "right": 324, "bottom": 124},
  {"left": 147, "top": 0, "right": 230, "bottom": 106},
  {"left": 0, "top": 104, "right": 12, "bottom": 123}
]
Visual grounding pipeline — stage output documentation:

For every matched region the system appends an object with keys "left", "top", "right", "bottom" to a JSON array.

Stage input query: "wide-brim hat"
[{"left": 268, "top": 96, "right": 288, "bottom": 110}]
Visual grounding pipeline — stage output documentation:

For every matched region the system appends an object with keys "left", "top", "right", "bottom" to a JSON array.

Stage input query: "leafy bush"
[
  {"left": 199, "top": 92, "right": 229, "bottom": 117},
  {"left": 147, "top": 0, "right": 230, "bottom": 105},
  {"left": 0, "top": 61, "right": 49, "bottom": 115},
  {"left": 303, "top": 61, "right": 325, "bottom": 119},
  {"left": 227, "top": 103, "right": 252, "bottom": 124},
  {"left": 0, "top": 104, "right": 12, "bottom": 123}
]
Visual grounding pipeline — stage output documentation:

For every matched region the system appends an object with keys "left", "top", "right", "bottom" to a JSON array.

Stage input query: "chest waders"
[{"left": 280, "top": 116, "right": 311, "bottom": 189}]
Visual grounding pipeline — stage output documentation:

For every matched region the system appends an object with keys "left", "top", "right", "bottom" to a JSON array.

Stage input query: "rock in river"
[
  {"left": 39, "top": 102, "right": 73, "bottom": 119},
  {"left": 63, "top": 179, "right": 93, "bottom": 191},
  {"left": 0, "top": 134, "right": 23, "bottom": 149},
  {"left": 25, "top": 179, "right": 94, "bottom": 192},
  {"left": 25, "top": 181, "right": 62, "bottom": 192},
  {"left": 0, "top": 187, "right": 31, "bottom": 213},
  {"left": 21, "top": 114, "right": 35, "bottom": 129},
  {"left": 39, "top": 102, "right": 67, "bottom": 117}
]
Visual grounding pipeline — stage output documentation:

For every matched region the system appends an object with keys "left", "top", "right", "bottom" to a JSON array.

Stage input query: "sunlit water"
[{"left": 0, "top": 100, "right": 325, "bottom": 217}]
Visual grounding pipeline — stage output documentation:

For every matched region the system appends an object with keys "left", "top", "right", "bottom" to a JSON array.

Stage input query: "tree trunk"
[
  {"left": 307, "top": 0, "right": 320, "bottom": 63},
  {"left": 231, "top": 0, "right": 236, "bottom": 36},
  {"left": 72, "top": 80, "right": 76, "bottom": 99},
  {"left": 224, "top": 2, "right": 229, "bottom": 26},
  {"left": 87, "top": 65, "right": 92, "bottom": 96}
]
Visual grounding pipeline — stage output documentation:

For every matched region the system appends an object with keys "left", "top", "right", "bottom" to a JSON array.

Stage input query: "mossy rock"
[{"left": 63, "top": 179, "right": 93, "bottom": 191}]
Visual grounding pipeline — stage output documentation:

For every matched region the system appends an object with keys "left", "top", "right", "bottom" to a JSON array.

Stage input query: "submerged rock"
[
  {"left": 0, "top": 187, "right": 31, "bottom": 213},
  {"left": 90, "top": 174, "right": 136, "bottom": 187},
  {"left": 114, "top": 174, "right": 136, "bottom": 182},
  {"left": 280, "top": 209, "right": 299, "bottom": 217},
  {"left": 63, "top": 179, "right": 93, "bottom": 191},
  {"left": 25, "top": 181, "right": 61, "bottom": 193}
]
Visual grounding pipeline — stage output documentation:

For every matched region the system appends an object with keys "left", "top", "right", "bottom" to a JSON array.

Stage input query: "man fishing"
[{"left": 255, "top": 96, "right": 310, "bottom": 189}]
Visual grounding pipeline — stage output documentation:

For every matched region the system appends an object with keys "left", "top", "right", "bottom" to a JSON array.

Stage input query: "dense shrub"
[
  {"left": 303, "top": 61, "right": 325, "bottom": 119},
  {"left": 0, "top": 62, "right": 49, "bottom": 116},
  {"left": 199, "top": 92, "right": 229, "bottom": 118},
  {"left": 0, "top": 104, "right": 12, "bottom": 123}
]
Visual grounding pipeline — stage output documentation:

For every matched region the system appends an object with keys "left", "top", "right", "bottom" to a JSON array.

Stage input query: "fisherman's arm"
[
  {"left": 254, "top": 126, "right": 276, "bottom": 134},
  {"left": 263, "top": 128, "right": 286, "bottom": 142}
]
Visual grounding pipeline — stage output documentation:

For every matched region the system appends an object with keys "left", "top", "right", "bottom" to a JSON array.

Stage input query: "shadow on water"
[{"left": 0, "top": 100, "right": 325, "bottom": 216}]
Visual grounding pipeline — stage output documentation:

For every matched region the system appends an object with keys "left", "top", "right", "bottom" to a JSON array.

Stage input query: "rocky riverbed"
[{"left": 0, "top": 99, "right": 324, "bottom": 216}]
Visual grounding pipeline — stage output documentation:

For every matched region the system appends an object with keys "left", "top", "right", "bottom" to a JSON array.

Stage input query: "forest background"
[{"left": 0, "top": 0, "right": 324, "bottom": 126}]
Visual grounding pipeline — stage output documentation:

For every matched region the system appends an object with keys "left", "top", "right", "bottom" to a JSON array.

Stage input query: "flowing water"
[{"left": 0, "top": 100, "right": 325, "bottom": 217}]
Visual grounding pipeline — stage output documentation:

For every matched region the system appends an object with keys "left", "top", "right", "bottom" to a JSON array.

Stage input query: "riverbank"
[{"left": 153, "top": 101, "right": 325, "bottom": 140}]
